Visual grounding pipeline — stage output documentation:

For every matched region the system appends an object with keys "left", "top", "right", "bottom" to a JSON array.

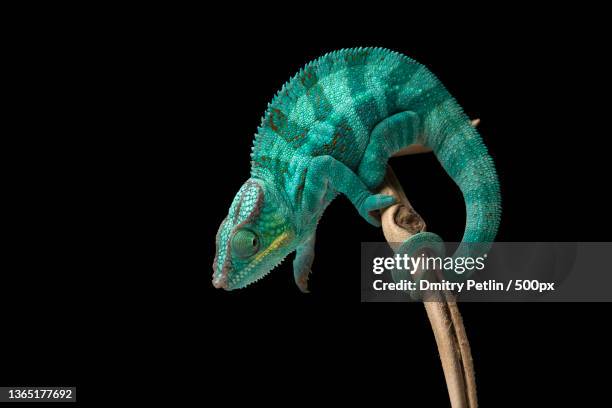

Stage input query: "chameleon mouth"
[
  {"left": 226, "top": 232, "right": 292, "bottom": 290},
  {"left": 212, "top": 269, "right": 229, "bottom": 289}
]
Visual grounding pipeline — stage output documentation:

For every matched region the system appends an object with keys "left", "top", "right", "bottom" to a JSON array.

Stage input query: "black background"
[
  {"left": 3, "top": 9, "right": 611, "bottom": 406},
  {"left": 199, "top": 31, "right": 611, "bottom": 405}
]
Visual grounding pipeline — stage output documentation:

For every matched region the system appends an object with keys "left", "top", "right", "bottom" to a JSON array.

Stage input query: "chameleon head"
[{"left": 212, "top": 178, "right": 297, "bottom": 290}]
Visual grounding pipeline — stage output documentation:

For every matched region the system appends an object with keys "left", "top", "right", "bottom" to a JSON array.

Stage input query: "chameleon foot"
[
  {"left": 358, "top": 194, "right": 397, "bottom": 227},
  {"left": 293, "top": 233, "right": 316, "bottom": 293},
  {"left": 294, "top": 267, "right": 311, "bottom": 293}
]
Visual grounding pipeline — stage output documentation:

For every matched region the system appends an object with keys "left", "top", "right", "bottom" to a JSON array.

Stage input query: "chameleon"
[{"left": 212, "top": 47, "right": 501, "bottom": 292}]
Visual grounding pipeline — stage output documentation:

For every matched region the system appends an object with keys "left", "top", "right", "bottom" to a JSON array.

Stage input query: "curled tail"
[
  {"left": 398, "top": 102, "right": 501, "bottom": 274},
  {"left": 428, "top": 109, "right": 501, "bottom": 245}
]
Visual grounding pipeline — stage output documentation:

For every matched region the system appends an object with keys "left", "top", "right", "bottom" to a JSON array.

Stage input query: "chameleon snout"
[
  {"left": 212, "top": 276, "right": 227, "bottom": 289},
  {"left": 212, "top": 265, "right": 230, "bottom": 290}
]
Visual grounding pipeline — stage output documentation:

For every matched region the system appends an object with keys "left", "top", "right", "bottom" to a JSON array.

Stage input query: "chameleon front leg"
[
  {"left": 302, "top": 155, "right": 396, "bottom": 227},
  {"left": 293, "top": 232, "right": 315, "bottom": 293}
]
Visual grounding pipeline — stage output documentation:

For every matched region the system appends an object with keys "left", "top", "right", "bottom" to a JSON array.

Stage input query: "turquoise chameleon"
[{"left": 213, "top": 48, "right": 501, "bottom": 291}]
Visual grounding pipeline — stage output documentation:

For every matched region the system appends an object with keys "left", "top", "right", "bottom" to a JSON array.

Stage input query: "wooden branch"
[{"left": 377, "top": 166, "right": 478, "bottom": 408}]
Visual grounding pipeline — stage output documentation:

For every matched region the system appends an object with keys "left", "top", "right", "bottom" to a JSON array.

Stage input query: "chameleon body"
[{"left": 213, "top": 48, "right": 501, "bottom": 291}]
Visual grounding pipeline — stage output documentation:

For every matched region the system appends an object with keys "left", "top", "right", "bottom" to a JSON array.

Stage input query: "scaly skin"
[{"left": 213, "top": 48, "right": 501, "bottom": 291}]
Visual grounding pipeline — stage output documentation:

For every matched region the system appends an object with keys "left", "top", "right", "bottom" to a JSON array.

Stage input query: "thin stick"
[{"left": 377, "top": 166, "right": 478, "bottom": 408}]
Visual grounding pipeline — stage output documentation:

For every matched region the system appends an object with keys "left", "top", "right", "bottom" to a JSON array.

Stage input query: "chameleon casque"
[{"left": 213, "top": 47, "right": 501, "bottom": 292}]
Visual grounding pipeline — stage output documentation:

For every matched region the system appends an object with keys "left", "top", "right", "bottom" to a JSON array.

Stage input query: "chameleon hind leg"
[
  {"left": 357, "top": 111, "right": 421, "bottom": 189},
  {"left": 293, "top": 233, "right": 315, "bottom": 293}
]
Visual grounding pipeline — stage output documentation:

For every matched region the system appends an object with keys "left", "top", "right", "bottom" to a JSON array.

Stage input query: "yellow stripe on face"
[{"left": 253, "top": 232, "right": 290, "bottom": 263}]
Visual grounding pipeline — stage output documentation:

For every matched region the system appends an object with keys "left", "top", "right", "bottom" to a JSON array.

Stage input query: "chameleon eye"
[{"left": 231, "top": 229, "right": 260, "bottom": 258}]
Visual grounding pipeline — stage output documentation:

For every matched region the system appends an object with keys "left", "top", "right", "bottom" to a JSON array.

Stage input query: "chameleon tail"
[
  {"left": 399, "top": 106, "right": 501, "bottom": 274},
  {"left": 431, "top": 116, "right": 501, "bottom": 246}
]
